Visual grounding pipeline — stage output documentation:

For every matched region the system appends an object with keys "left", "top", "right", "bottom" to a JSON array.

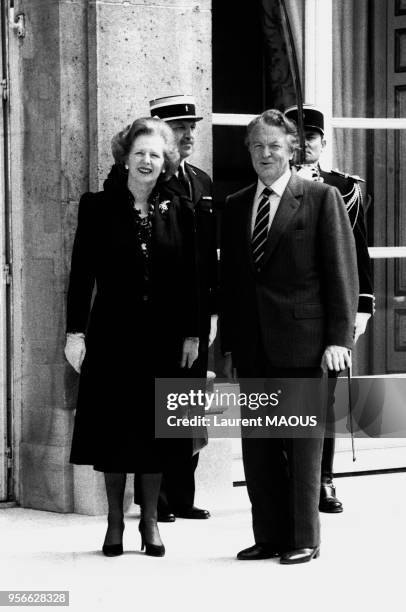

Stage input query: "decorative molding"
[
  {"left": 394, "top": 86, "right": 406, "bottom": 294},
  {"left": 395, "top": 28, "right": 406, "bottom": 72},
  {"left": 394, "top": 310, "right": 406, "bottom": 350},
  {"left": 332, "top": 117, "right": 406, "bottom": 129},
  {"left": 212, "top": 114, "right": 406, "bottom": 129},
  {"left": 395, "top": 0, "right": 406, "bottom": 16},
  {"left": 369, "top": 247, "right": 406, "bottom": 258}
]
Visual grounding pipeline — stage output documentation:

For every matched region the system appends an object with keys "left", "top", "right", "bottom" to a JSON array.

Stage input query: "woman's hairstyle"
[
  {"left": 245, "top": 109, "right": 298, "bottom": 153},
  {"left": 111, "top": 117, "right": 180, "bottom": 179}
]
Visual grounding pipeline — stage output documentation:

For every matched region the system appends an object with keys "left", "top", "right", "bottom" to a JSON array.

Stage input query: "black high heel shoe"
[
  {"left": 139, "top": 520, "right": 165, "bottom": 557},
  {"left": 102, "top": 521, "right": 125, "bottom": 557}
]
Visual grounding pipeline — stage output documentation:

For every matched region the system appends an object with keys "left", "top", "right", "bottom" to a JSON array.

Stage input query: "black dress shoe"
[
  {"left": 174, "top": 506, "right": 210, "bottom": 519},
  {"left": 280, "top": 547, "right": 320, "bottom": 565},
  {"left": 157, "top": 510, "right": 176, "bottom": 523},
  {"left": 237, "top": 544, "right": 280, "bottom": 560},
  {"left": 319, "top": 481, "right": 343, "bottom": 513}
]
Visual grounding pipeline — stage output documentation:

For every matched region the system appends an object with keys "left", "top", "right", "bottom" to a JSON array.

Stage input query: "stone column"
[
  {"left": 17, "top": 0, "right": 89, "bottom": 512},
  {"left": 87, "top": 0, "right": 212, "bottom": 190}
]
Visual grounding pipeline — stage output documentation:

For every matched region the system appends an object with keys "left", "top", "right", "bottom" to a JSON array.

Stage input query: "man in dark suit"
[
  {"left": 220, "top": 109, "right": 358, "bottom": 564},
  {"left": 284, "top": 105, "right": 375, "bottom": 513},
  {"left": 148, "top": 94, "right": 218, "bottom": 520}
]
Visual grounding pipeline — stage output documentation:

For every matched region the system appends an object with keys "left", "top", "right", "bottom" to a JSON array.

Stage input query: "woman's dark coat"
[{"left": 67, "top": 170, "right": 198, "bottom": 472}]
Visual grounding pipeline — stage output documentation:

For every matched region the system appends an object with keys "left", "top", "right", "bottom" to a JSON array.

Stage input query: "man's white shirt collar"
[
  {"left": 255, "top": 167, "right": 292, "bottom": 200},
  {"left": 177, "top": 159, "right": 187, "bottom": 175},
  {"left": 251, "top": 168, "right": 292, "bottom": 235}
]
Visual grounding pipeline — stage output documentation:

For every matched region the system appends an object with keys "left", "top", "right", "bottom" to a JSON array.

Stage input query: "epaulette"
[{"left": 331, "top": 168, "right": 365, "bottom": 183}]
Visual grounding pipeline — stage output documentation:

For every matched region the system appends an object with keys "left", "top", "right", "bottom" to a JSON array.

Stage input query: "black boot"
[{"left": 319, "top": 479, "right": 343, "bottom": 513}]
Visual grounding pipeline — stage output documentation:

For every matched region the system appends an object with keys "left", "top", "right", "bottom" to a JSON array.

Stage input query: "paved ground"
[{"left": 0, "top": 472, "right": 405, "bottom": 612}]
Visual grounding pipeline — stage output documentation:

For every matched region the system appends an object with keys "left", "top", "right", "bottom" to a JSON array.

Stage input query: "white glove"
[
  {"left": 208, "top": 314, "right": 218, "bottom": 347},
  {"left": 296, "top": 165, "right": 316, "bottom": 181},
  {"left": 181, "top": 337, "right": 199, "bottom": 368},
  {"left": 64, "top": 333, "right": 86, "bottom": 373},
  {"left": 354, "top": 312, "right": 371, "bottom": 344}
]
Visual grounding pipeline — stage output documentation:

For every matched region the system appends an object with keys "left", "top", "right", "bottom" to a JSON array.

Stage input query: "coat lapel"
[
  {"left": 185, "top": 163, "right": 203, "bottom": 204},
  {"left": 240, "top": 184, "right": 258, "bottom": 274},
  {"left": 260, "top": 172, "right": 303, "bottom": 267},
  {"left": 161, "top": 175, "right": 194, "bottom": 213},
  {"left": 165, "top": 174, "right": 184, "bottom": 198}
]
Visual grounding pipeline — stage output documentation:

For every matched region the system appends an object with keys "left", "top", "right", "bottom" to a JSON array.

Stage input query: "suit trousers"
[
  {"left": 157, "top": 341, "right": 209, "bottom": 510},
  {"left": 159, "top": 447, "right": 199, "bottom": 511},
  {"left": 238, "top": 354, "right": 325, "bottom": 551}
]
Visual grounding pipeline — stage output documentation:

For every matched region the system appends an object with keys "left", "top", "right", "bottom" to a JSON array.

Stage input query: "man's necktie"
[
  {"left": 252, "top": 187, "right": 272, "bottom": 268},
  {"left": 178, "top": 165, "right": 192, "bottom": 199}
]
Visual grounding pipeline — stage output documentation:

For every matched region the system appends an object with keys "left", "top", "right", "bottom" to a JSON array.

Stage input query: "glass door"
[{"left": 212, "top": 0, "right": 406, "bottom": 479}]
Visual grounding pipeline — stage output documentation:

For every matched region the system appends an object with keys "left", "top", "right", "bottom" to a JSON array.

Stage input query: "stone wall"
[{"left": 88, "top": 0, "right": 212, "bottom": 190}]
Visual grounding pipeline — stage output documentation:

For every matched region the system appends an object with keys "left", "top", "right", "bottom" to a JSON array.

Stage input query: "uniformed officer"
[
  {"left": 284, "top": 104, "right": 375, "bottom": 513},
  {"left": 148, "top": 94, "right": 218, "bottom": 521}
]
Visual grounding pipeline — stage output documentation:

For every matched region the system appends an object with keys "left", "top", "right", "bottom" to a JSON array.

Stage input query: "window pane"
[
  {"left": 358, "top": 258, "right": 406, "bottom": 375},
  {"left": 332, "top": 128, "right": 406, "bottom": 249},
  {"left": 332, "top": 0, "right": 406, "bottom": 120},
  {"left": 212, "top": 2, "right": 264, "bottom": 114},
  {"left": 212, "top": 0, "right": 297, "bottom": 114}
]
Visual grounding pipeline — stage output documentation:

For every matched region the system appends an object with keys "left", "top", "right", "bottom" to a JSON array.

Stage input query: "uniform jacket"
[
  {"left": 318, "top": 168, "right": 374, "bottom": 315},
  {"left": 220, "top": 171, "right": 359, "bottom": 370},
  {"left": 165, "top": 162, "right": 218, "bottom": 339}
]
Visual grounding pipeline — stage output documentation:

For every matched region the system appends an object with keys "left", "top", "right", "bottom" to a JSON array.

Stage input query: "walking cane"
[{"left": 347, "top": 351, "right": 356, "bottom": 462}]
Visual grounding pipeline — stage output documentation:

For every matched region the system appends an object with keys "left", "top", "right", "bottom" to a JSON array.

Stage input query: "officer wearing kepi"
[
  {"left": 148, "top": 94, "right": 218, "bottom": 521},
  {"left": 284, "top": 104, "right": 375, "bottom": 513}
]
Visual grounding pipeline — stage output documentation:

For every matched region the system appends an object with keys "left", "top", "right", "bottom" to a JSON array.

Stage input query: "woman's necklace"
[{"left": 133, "top": 201, "right": 148, "bottom": 217}]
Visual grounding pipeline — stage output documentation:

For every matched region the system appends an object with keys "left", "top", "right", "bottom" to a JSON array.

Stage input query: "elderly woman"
[{"left": 64, "top": 117, "right": 199, "bottom": 557}]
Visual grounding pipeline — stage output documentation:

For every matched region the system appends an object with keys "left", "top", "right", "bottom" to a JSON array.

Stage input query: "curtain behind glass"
[
  {"left": 260, "top": 0, "right": 304, "bottom": 109},
  {"left": 332, "top": 0, "right": 371, "bottom": 181},
  {"left": 284, "top": 0, "right": 304, "bottom": 75}
]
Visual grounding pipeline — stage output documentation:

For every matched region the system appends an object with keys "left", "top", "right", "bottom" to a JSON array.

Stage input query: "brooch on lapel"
[{"left": 158, "top": 200, "right": 171, "bottom": 217}]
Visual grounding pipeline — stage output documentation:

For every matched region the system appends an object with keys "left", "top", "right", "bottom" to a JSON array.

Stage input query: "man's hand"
[
  {"left": 181, "top": 337, "right": 199, "bottom": 368},
  {"left": 321, "top": 345, "right": 352, "bottom": 372},
  {"left": 208, "top": 314, "right": 218, "bottom": 347},
  {"left": 354, "top": 312, "right": 371, "bottom": 344},
  {"left": 64, "top": 333, "right": 86, "bottom": 373}
]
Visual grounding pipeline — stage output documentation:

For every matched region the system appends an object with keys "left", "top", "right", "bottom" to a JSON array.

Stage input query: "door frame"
[
  {"left": 0, "top": 0, "right": 8, "bottom": 501},
  {"left": 0, "top": 0, "right": 25, "bottom": 503}
]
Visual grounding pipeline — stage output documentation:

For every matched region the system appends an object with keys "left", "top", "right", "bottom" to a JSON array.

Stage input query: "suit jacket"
[
  {"left": 165, "top": 162, "right": 218, "bottom": 339},
  {"left": 319, "top": 169, "right": 374, "bottom": 314},
  {"left": 220, "top": 171, "right": 359, "bottom": 370}
]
